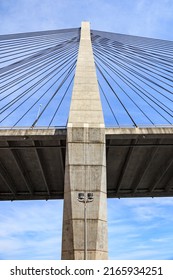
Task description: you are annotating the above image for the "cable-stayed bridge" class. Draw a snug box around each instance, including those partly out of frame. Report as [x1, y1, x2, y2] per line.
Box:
[1, 26, 173, 127]
[0, 22, 173, 259]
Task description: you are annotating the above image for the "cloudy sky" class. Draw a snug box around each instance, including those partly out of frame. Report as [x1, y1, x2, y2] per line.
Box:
[0, 0, 173, 260]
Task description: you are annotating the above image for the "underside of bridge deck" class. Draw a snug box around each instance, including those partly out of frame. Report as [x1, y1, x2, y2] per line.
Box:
[0, 128, 66, 201]
[0, 127, 172, 201]
[106, 127, 173, 198]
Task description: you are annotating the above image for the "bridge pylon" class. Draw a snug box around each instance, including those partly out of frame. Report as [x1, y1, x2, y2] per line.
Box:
[61, 22, 108, 259]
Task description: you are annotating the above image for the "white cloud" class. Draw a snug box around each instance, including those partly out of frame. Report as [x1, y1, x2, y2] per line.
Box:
[108, 198, 173, 259]
[0, 200, 63, 259]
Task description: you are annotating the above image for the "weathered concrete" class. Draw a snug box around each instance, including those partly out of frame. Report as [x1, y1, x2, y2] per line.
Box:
[61, 22, 108, 259]
[106, 127, 173, 138]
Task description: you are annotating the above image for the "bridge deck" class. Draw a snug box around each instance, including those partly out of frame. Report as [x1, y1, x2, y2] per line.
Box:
[0, 127, 172, 200]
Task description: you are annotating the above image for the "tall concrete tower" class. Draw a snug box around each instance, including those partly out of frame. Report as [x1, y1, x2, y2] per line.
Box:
[61, 22, 108, 259]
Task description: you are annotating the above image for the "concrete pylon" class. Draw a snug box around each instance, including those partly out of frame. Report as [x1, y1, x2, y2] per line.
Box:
[61, 22, 108, 260]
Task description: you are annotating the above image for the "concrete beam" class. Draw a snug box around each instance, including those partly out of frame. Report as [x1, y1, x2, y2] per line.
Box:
[106, 127, 173, 138]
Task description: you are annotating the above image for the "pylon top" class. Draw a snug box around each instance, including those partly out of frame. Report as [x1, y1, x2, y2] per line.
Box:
[81, 21, 90, 29]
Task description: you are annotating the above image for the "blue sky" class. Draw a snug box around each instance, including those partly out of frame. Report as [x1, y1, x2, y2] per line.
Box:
[0, 0, 173, 260]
